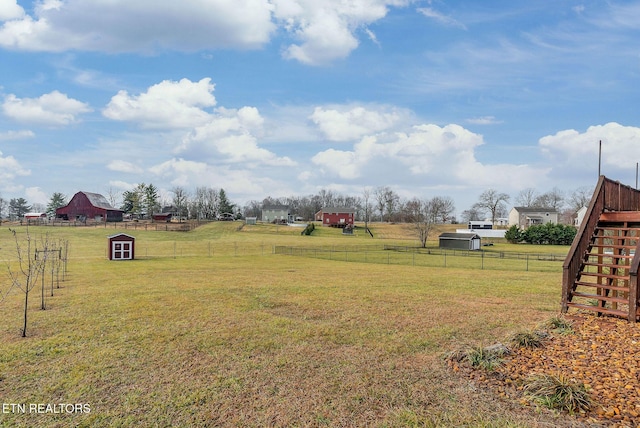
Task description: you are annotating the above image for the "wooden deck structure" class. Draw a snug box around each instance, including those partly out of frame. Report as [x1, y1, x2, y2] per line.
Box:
[562, 176, 640, 322]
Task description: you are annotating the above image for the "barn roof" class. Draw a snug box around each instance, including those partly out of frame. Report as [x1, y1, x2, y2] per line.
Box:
[82, 191, 118, 210]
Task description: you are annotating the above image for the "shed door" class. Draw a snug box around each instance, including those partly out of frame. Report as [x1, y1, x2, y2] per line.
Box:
[112, 241, 133, 260]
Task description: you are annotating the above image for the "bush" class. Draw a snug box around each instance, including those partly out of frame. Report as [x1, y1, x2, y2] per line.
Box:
[301, 223, 315, 236]
[522, 223, 577, 245]
[524, 373, 591, 414]
[511, 331, 545, 348]
[504, 225, 523, 243]
[465, 344, 508, 371]
[543, 315, 574, 334]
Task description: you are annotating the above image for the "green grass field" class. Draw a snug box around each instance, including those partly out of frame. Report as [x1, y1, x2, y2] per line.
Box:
[0, 222, 574, 427]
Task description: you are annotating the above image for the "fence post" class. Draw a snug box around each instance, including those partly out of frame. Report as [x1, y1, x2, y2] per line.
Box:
[481, 251, 484, 270]
[444, 252, 446, 268]
[526, 254, 529, 272]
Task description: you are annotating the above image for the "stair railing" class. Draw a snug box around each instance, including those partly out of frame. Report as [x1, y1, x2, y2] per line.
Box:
[562, 176, 606, 311]
[563, 175, 640, 319]
[628, 244, 640, 322]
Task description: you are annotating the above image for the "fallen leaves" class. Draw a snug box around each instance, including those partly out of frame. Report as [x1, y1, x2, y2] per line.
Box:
[449, 313, 640, 427]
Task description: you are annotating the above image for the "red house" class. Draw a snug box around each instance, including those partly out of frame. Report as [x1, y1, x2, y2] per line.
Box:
[56, 191, 123, 222]
[108, 233, 135, 260]
[316, 207, 355, 227]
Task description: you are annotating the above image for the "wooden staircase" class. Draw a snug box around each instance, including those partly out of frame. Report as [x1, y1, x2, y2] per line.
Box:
[562, 176, 640, 322]
[565, 212, 640, 319]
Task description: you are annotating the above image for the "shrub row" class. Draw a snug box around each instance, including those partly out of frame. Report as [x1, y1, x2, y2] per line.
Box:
[505, 223, 576, 245]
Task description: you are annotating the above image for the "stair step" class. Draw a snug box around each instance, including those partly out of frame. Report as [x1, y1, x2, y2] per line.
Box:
[586, 253, 633, 260]
[590, 244, 636, 250]
[574, 281, 630, 292]
[566, 302, 629, 318]
[583, 262, 631, 270]
[570, 291, 629, 303]
[593, 232, 639, 239]
[579, 271, 630, 280]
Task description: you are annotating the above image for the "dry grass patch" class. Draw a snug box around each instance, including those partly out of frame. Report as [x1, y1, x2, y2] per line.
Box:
[0, 223, 576, 427]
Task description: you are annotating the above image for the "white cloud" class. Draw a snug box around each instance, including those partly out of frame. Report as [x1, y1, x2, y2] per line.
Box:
[0, 0, 275, 53]
[0, 0, 25, 20]
[311, 123, 547, 190]
[0, 129, 35, 140]
[25, 186, 48, 205]
[466, 116, 502, 125]
[275, 0, 410, 65]
[177, 106, 295, 167]
[108, 180, 136, 191]
[0, 0, 413, 64]
[107, 160, 144, 174]
[310, 105, 402, 141]
[417, 7, 466, 29]
[0, 151, 30, 192]
[103, 78, 216, 129]
[539, 122, 640, 170]
[2, 91, 92, 125]
[148, 158, 283, 197]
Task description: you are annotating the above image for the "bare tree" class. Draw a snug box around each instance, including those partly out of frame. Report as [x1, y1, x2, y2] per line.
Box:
[534, 187, 564, 210]
[515, 188, 538, 207]
[430, 196, 455, 223]
[362, 187, 374, 236]
[106, 187, 120, 208]
[460, 206, 484, 223]
[475, 189, 510, 226]
[569, 186, 594, 212]
[0, 194, 6, 225]
[172, 187, 189, 222]
[407, 198, 438, 248]
[374, 186, 399, 222]
[7, 228, 46, 337]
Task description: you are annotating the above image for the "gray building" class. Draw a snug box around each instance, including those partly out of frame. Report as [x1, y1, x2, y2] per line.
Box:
[262, 205, 289, 223]
[438, 232, 481, 250]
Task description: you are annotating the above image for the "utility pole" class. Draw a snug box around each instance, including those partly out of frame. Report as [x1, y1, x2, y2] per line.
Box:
[598, 140, 602, 177]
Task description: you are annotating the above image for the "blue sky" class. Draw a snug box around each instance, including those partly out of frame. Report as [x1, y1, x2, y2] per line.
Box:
[1, 0, 639, 215]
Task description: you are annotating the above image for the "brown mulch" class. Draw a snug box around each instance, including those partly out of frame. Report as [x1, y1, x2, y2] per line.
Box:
[448, 313, 640, 427]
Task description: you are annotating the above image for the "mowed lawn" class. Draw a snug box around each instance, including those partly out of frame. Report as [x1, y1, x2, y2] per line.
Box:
[0, 223, 572, 427]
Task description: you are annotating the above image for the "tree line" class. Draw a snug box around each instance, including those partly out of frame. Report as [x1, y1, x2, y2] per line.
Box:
[0, 183, 593, 225]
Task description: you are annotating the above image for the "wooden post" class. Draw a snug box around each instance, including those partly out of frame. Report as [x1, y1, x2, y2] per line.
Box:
[629, 272, 638, 322]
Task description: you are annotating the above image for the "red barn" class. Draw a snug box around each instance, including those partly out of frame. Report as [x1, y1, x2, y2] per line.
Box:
[108, 233, 135, 260]
[316, 207, 355, 227]
[56, 191, 123, 222]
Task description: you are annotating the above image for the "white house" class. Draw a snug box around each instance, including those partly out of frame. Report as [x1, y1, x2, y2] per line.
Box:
[508, 207, 559, 228]
[574, 206, 587, 227]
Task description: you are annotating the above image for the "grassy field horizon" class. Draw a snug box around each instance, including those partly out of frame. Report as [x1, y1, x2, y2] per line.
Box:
[0, 222, 574, 427]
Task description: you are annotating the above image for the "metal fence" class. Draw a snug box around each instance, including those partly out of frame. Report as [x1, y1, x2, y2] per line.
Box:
[274, 244, 565, 273]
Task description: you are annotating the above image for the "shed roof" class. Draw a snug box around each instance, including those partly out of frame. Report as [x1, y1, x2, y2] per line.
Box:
[108, 233, 135, 239]
[439, 232, 481, 240]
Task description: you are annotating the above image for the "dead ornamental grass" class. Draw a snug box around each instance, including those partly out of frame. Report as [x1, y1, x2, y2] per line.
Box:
[0, 223, 576, 427]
